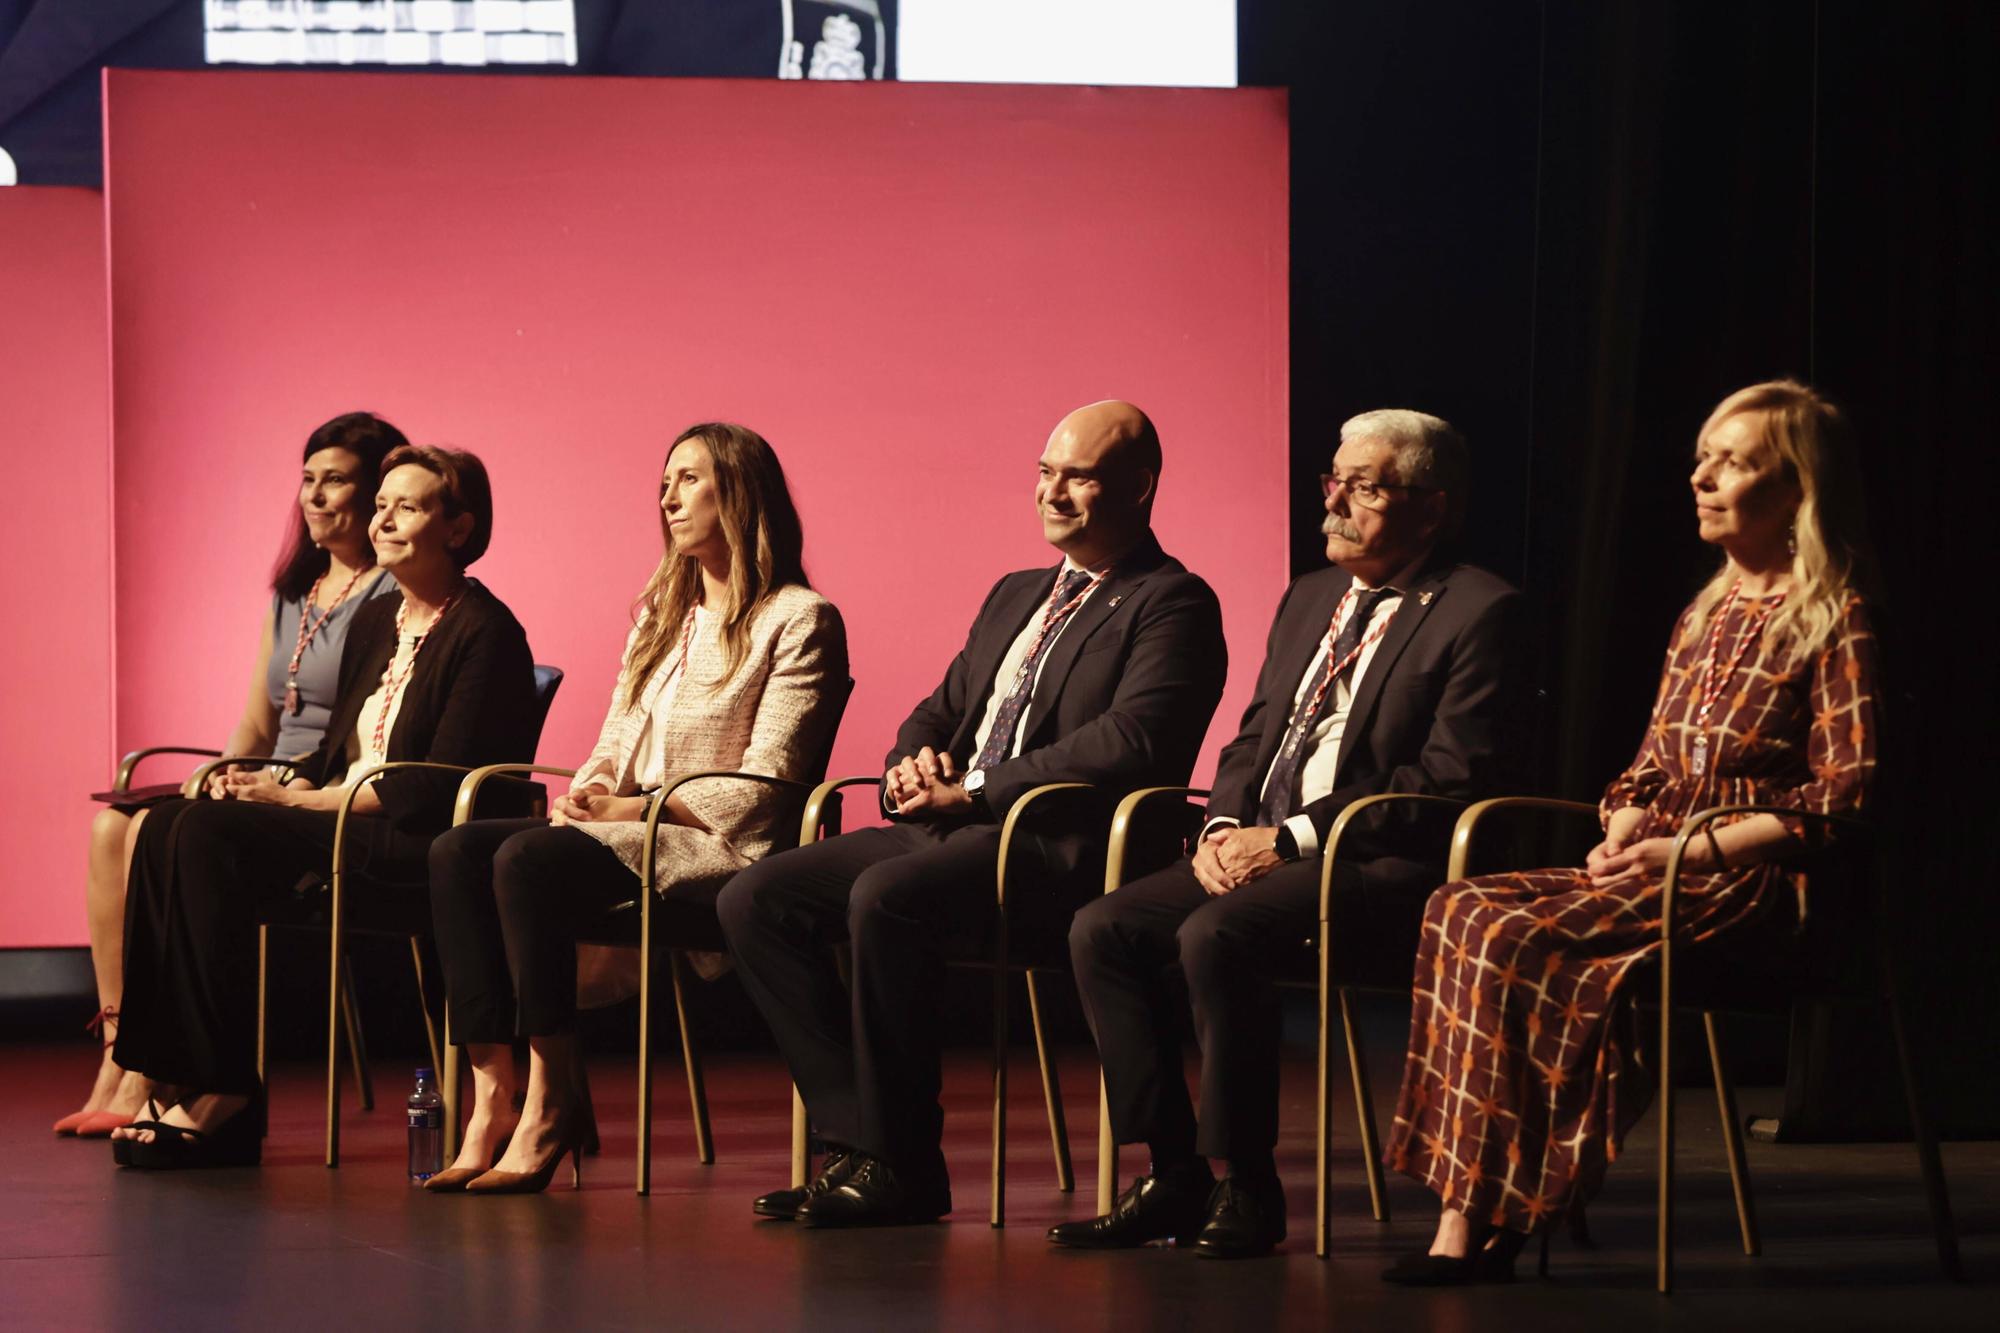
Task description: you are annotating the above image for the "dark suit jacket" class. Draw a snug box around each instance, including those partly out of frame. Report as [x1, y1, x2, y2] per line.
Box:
[1206, 557, 1525, 888]
[887, 533, 1227, 831]
[297, 580, 540, 835]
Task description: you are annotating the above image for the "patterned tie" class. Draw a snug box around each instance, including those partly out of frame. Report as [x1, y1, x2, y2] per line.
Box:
[1254, 587, 1395, 826]
[974, 568, 1097, 770]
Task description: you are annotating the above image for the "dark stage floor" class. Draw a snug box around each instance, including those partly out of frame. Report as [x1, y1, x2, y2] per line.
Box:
[7, 1038, 1994, 1331]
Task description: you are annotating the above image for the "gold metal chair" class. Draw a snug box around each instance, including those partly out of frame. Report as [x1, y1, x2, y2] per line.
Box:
[1446, 797, 1961, 1293]
[1091, 787, 1462, 1258]
[785, 777, 1093, 1226]
[453, 763, 820, 1193]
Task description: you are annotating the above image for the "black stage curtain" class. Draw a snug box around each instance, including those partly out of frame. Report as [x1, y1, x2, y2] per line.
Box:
[1259, 0, 1999, 1133]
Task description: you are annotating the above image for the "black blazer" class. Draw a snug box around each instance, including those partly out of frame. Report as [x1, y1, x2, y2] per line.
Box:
[298, 580, 540, 835]
[888, 533, 1227, 829]
[1206, 557, 1525, 886]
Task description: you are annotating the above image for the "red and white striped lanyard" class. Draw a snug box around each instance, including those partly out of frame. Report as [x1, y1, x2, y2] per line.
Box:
[370, 592, 462, 756]
[1688, 581, 1782, 777]
[284, 567, 371, 714]
[1005, 570, 1106, 690]
[1298, 586, 1400, 720]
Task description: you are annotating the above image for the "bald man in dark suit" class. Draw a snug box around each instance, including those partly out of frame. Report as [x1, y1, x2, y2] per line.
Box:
[720, 401, 1227, 1228]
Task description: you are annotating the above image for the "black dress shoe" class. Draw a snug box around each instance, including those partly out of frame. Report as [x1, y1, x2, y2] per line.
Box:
[1047, 1163, 1216, 1249]
[1191, 1173, 1287, 1259]
[796, 1154, 951, 1228]
[753, 1151, 857, 1219]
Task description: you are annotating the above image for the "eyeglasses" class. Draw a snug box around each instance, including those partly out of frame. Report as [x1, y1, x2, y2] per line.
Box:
[1319, 472, 1435, 509]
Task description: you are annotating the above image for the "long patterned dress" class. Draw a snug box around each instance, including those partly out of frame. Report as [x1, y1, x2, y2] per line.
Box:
[1383, 589, 1879, 1231]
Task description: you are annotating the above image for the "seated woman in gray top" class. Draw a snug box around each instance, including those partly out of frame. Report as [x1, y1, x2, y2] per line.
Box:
[54, 411, 405, 1138]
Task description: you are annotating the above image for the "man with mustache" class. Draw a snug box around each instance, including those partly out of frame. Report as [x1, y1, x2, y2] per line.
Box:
[1054, 409, 1524, 1258]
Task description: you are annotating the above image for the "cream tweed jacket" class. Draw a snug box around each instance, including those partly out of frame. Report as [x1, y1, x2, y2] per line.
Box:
[568, 583, 848, 889]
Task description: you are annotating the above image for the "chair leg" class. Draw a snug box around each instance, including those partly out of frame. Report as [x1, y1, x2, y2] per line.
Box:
[1096, 1077, 1118, 1215]
[442, 1008, 459, 1162]
[325, 929, 342, 1168]
[636, 927, 654, 1196]
[409, 937, 444, 1080]
[1656, 981, 1675, 1293]
[1884, 958, 1962, 1279]
[1340, 988, 1389, 1224]
[1315, 943, 1334, 1259]
[339, 955, 374, 1111]
[1024, 969, 1074, 1193]
[256, 926, 269, 1088]
[669, 952, 714, 1166]
[991, 960, 1008, 1228]
[1702, 1012, 1760, 1257]
[791, 1086, 810, 1189]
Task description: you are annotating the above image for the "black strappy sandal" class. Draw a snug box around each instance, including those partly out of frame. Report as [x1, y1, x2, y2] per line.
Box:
[123, 1095, 263, 1170]
[110, 1097, 172, 1168]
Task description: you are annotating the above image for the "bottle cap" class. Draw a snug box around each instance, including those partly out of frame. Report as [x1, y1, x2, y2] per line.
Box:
[415, 1067, 433, 1079]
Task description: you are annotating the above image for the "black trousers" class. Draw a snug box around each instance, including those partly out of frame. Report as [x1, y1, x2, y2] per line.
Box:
[114, 797, 433, 1095]
[1070, 853, 1429, 1165]
[715, 820, 1093, 1176]
[427, 818, 712, 1043]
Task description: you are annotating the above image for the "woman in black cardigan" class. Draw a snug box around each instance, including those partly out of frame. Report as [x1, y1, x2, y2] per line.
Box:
[112, 446, 538, 1168]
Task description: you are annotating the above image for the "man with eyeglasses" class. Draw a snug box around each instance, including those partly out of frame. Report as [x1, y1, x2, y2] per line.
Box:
[1053, 408, 1525, 1259]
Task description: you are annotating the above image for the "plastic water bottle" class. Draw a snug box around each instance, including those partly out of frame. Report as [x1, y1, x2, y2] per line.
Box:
[407, 1067, 443, 1182]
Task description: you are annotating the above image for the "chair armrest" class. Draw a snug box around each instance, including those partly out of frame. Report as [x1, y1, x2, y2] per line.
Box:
[116, 746, 222, 793]
[647, 769, 815, 893]
[1660, 804, 1869, 942]
[997, 782, 1101, 908]
[801, 775, 888, 847]
[328, 761, 476, 883]
[181, 755, 300, 800]
[453, 763, 579, 827]
[1447, 796, 1600, 883]
[1104, 787, 1211, 895]
[1321, 793, 1468, 924]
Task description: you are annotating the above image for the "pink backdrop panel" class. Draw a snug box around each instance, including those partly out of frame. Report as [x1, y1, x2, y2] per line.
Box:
[104, 71, 1288, 824]
[0, 188, 114, 947]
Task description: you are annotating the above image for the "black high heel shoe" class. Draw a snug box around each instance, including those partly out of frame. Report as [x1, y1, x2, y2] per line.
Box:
[1473, 1227, 1531, 1283]
[122, 1094, 264, 1170]
[1381, 1222, 1530, 1286]
[109, 1096, 171, 1168]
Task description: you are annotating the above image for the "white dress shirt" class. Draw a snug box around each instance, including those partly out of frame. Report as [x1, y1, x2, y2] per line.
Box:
[1209, 556, 1426, 858]
[967, 557, 1103, 764]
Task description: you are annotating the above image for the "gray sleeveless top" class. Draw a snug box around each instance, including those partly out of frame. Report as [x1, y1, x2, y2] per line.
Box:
[265, 569, 397, 760]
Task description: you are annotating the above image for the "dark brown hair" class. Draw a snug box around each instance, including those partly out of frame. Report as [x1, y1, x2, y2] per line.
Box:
[270, 412, 409, 600]
[378, 444, 495, 568]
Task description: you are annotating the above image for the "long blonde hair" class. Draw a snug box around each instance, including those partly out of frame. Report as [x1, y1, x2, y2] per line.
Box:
[623, 423, 808, 707]
[1688, 380, 1875, 670]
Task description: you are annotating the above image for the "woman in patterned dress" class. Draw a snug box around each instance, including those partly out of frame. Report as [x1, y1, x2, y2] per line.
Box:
[1381, 380, 1880, 1284]
[424, 423, 848, 1193]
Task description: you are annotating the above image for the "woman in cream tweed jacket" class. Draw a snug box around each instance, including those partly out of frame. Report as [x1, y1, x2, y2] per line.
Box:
[426, 422, 847, 1192]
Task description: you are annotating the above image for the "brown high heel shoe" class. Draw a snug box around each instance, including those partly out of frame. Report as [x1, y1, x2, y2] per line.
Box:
[464, 1114, 584, 1195]
[423, 1130, 513, 1193]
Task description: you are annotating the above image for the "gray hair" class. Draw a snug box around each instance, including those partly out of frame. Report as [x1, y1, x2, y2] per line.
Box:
[1338, 409, 1469, 495]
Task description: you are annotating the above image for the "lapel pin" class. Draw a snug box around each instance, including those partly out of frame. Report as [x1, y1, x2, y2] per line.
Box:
[1107, 595, 1123, 608]
[1418, 591, 1434, 606]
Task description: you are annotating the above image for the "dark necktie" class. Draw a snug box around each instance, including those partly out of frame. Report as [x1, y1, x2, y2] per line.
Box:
[974, 568, 1096, 770]
[1254, 587, 1395, 827]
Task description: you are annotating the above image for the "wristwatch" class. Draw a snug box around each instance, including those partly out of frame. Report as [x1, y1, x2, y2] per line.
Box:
[963, 768, 988, 802]
[1274, 825, 1301, 861]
